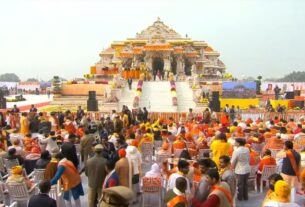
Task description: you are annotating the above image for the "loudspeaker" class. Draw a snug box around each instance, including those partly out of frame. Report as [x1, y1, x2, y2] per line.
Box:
[209, 100, 220, 112]
[88, 91, 96, 100]
[212, 91, 219, 100]
[0, 98, 6, 109]
[294, 100, 304, 109]
[285, 92, 294, 99]
[87, 99, 98, 111]
[294, 90, 301, 96]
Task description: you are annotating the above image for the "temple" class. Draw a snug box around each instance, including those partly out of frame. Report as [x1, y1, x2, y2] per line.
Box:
[94, 17, 226, 80]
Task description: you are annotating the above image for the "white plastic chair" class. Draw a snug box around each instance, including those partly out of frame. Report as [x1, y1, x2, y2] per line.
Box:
[269, 149, 281, 158]
[9, 202, 17, 207]
[142, 176, 162, 207]
[248, 165, 258, 192]
[141, 142, 154, 162]
[6, 182, 37, 203]
[156, 153, 171, 165]
[154, 140, 163, 151]
[29, 169, 46, 183]
[260, 165, 277, 193]
[3, 159, 19, 171]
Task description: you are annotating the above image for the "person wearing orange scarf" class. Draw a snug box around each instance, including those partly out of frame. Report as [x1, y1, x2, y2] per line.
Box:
[257, 149, 276, 189]
[276, 140, 301, 187]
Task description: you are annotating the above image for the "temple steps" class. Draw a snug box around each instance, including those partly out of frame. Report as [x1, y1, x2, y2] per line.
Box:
[139, 81, 175, 112]
[118, 82, 138, 110]
[176, 82, 196, 112]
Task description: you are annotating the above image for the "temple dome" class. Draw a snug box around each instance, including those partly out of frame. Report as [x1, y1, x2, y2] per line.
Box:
[136, 17, 182, 40]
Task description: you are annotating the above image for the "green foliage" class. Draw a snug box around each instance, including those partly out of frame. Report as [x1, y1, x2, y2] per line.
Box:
[278, 71, 305, 82]
[255, 75, 262, 94]
[26, 78, 39, 82]
[0, 73, 20, 82]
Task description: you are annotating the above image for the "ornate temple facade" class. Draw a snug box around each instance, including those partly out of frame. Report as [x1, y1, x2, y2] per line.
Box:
[96, 18, 226, 79]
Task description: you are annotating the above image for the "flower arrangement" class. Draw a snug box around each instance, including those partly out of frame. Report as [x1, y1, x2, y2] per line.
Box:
[169, 80, 177, 106]
[133, 80, 144, 107]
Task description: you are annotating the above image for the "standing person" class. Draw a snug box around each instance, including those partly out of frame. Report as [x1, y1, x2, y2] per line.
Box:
[193, 169, 233, 207]
[115, 149, 133, 188]
[187, 108, 194, 122]
[20, 112, 29, 135]
[61, 134, 79, 169]
[210, 133, 231, 168]
[39, 131, 59, 154]
[231, 138, 251, 201]
[167, 160, 191, 198]
[80, 129, 95, 165]
[276, 140, 301, 187]
[29, 104, 38, 113]
[229, 105, 235, 122]
[164, 177, 188, 207]
[76, 106, 84, 123]
[143, 107, 148, 122]
[85, 144, 107, 207]
[219, 155, 236, 199]
[51, 152, 84, 207]
[103, 160, 120, 189]
[192, 159, 211, 203]
[28, 180, 57, 207]
[127, 78, 133, 90]
[11, 104, 20, 113]
[113, 115, 123, 134]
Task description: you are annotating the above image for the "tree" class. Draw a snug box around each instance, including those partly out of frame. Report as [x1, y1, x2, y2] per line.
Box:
[51, 76, 62, 94]
[0, 73, 20, 82]
[255, 75, 262, 95]
[278, 71, 305, 82]
[26, 78, 39, 82]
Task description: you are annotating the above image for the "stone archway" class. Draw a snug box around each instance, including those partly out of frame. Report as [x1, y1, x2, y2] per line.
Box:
[184, 58, 192, 76]
[152, 57, 164, 76]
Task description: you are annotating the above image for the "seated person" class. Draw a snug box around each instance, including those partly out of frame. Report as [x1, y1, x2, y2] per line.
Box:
[6, 165, 33, 189]
[6, 148, 24, 165]
[28, 180, 56, 207]
[36, 150, 51, 169]
[145, 163, 161, 177]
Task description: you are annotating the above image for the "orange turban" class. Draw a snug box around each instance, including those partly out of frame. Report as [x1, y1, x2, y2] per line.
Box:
[118, 149, 126, 157]
[162, 142, 169, 150]
[11, 165, 23, 175]
[131, 140, 139, 147]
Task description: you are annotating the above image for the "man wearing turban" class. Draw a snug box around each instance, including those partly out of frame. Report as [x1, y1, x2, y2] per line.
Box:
[115, 149, 133, 188]
[6, 165, 33, 189]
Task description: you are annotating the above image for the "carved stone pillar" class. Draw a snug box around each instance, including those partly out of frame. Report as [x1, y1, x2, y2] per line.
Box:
[176, 55, 184, 74]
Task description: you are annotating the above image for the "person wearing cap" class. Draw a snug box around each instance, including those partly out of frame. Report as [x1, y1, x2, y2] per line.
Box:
[115, 148, 133, 189]
[85, 144, 107, 207]
[99, 186, 134, 207]
[6, 165, 33, 189]
[263, 180, 299, 207]
[80, 129, 96, 165]
[51, 152, 84, 207]
[165, 177, 188, 207]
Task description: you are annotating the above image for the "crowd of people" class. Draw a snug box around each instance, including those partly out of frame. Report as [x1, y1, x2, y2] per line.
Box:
[1, 104, 305, 207]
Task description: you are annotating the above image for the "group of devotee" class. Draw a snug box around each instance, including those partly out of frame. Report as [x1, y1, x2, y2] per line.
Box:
[1, 104, 305, 207]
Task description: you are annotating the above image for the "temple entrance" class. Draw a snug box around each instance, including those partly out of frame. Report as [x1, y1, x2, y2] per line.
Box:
[171, 56, 177, 75]
[152, 57, 164, 80]
[184, 58, 192, 76]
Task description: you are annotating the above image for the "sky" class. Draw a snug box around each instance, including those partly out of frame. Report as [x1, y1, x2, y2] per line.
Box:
[0, 0, 304, 81]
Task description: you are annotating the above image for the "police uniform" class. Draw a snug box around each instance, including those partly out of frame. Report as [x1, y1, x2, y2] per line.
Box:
[99, 186, 134, 207]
